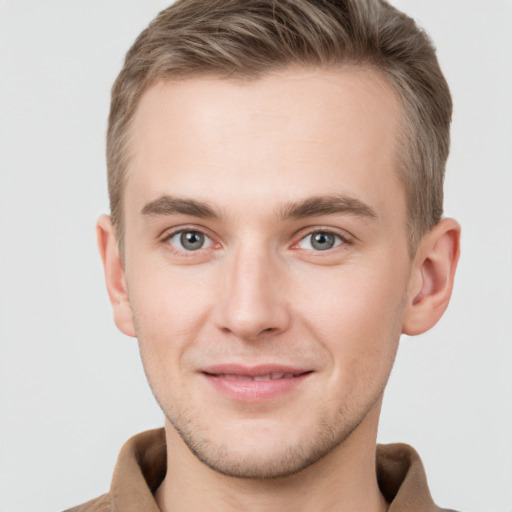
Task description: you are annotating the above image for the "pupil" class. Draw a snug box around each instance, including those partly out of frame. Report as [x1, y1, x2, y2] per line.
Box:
[312, 232, 334, 250]
[181, 231, 204, 250]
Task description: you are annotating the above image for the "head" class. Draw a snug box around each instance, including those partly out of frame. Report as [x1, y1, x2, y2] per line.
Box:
[107, 0, 452, 256]
[98, 0, 460, 481]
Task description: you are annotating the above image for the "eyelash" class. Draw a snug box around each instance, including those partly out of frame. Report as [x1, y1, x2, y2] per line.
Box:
[293, 227, 353, 253]
[162, 226, 219, 256]
[160, 226, 354, 256]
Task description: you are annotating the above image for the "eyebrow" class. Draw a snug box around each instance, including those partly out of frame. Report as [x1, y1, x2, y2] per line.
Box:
[141, 196, 217, 219]
[279, 194, 378, 220]
[140, 193, 378, 222]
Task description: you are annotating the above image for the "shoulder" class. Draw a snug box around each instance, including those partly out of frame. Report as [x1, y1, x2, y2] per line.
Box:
[63, 493, 111, 512]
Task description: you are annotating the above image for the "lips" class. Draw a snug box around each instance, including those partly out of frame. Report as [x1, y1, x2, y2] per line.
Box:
[201, 364, 312, 402]
[215, 372, 300, 381]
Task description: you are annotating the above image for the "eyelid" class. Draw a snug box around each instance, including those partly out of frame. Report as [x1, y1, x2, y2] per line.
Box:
[158, 224, 355, 255]
[161, 225, 221, 253]
[291, 226, 355, 251]
[161, 223, 215, 240]
[295, 225, 354, 241]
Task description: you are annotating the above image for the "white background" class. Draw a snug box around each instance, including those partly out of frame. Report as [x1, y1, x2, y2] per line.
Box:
[0, 1, 510, 511]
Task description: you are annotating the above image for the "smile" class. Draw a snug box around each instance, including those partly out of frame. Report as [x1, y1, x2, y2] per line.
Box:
[201, 365, 312, 402]
[209, 372, 302, 381]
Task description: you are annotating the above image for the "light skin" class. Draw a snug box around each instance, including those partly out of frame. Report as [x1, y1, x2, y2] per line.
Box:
[98, 67, 460, 512]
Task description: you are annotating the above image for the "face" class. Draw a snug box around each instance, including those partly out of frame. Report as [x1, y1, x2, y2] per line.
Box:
[120, 67, 413, 478]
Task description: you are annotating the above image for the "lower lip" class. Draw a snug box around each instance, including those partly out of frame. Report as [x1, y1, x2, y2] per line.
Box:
[202, 373, 311, 402]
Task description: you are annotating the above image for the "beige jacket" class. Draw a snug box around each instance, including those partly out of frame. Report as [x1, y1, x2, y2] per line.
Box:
[65, 429, 458, 512]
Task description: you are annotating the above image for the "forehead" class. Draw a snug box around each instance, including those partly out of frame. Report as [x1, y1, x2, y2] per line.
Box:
[125, 66, 404, 221]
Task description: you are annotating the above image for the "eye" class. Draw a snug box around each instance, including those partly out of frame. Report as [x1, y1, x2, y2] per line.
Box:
[167, 230, 215, 251]
[297, 231, 344, 251]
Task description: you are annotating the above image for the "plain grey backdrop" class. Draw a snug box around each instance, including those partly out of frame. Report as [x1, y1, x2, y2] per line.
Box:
[0, 1, 511, 511]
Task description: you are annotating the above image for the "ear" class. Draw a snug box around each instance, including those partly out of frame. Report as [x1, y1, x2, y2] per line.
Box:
[96, 215, 136, 337]
[402, 218, 461, 336]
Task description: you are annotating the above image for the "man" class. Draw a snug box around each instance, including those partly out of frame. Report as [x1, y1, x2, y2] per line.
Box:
[69, 0, 461, 510]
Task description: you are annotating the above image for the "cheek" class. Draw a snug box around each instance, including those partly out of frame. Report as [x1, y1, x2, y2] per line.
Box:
[291, 256, 409, 364]
[126, 260, 217, 357]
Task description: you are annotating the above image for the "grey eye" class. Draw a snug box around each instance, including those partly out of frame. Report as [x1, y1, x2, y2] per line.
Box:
[168, 230, 213, 251]
[298, 231, 343, 251]
[181, 231, 204, 250]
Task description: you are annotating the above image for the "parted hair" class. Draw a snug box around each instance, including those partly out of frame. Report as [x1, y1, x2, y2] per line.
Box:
[107, 0, 452, 253]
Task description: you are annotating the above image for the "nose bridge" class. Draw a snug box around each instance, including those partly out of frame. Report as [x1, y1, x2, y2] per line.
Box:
[216, 238, 289, 339]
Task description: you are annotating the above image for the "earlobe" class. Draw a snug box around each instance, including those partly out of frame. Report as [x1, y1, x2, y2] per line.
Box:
[402, 218, 461, 336]
[96, 215, 136, 338]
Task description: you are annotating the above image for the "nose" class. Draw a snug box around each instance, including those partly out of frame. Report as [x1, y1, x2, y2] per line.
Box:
[214, 245, 291, 340]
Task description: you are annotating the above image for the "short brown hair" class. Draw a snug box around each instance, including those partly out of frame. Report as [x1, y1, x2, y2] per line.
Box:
[107, 0, 452, 253]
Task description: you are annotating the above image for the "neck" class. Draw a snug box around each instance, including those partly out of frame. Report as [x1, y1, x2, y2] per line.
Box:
[155, 404, 388, 512]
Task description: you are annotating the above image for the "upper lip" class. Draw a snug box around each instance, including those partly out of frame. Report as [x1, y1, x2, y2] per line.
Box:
[202, 364, 311, 378]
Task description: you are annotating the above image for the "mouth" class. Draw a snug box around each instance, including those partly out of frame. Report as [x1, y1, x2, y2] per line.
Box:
[208, 371, 305, 381]
[201, 365, 313, 402]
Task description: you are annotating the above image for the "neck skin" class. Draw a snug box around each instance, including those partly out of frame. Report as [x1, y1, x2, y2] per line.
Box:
[155, 399, 388, 512]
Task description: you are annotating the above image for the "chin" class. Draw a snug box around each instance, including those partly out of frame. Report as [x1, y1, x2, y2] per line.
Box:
[166, 410, 361, 479]
[181, 436, 335, 479]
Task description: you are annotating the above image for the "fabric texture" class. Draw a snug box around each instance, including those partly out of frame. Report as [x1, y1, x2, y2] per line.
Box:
[65, 428, 458, 512]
